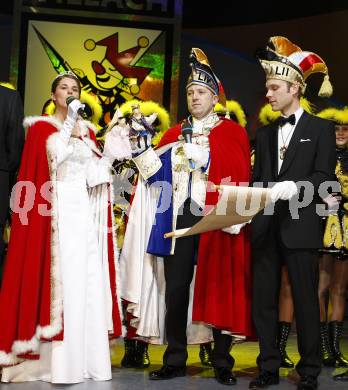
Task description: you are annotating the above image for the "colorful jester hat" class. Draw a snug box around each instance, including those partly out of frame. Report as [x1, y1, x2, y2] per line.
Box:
[186, 48, 227, 107]
[256, 36, 333, 97]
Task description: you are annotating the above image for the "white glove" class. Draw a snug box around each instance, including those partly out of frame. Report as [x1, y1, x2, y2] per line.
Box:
[59, 99, 85, 143]
[270, 181, 298, 202]
[103, 125, 132, 163]
[323, 193, 341, 214]
[67, 98, 85, 123]
[183, 143, 209, 170]
[222, 221, 250, 235]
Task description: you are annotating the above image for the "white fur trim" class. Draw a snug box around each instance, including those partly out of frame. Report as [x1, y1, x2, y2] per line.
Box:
[45, 133, 64, 339]
[23, 115, 63, 131]
[0, 351, 23, 366]
[0, 130, 64, 366]
[23, 116, 97, 134]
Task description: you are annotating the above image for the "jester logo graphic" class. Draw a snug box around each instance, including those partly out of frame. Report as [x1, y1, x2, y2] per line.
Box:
[33, 26, 153, 126]
[84, 34, 151, 95]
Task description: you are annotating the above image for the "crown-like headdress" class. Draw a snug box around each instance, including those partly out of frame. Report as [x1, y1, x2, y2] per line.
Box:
[186, 48, 226, 106]
[256, 36, 333, 97]
[54, 70, 79, 80]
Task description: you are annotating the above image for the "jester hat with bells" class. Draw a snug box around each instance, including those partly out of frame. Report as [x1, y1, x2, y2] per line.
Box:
[186, 48, 227, 107]
[256, 36, 333, 98]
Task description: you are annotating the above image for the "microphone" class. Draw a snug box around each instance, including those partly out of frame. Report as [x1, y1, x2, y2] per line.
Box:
[66, 96, 87, 119]
[181, 123, 195, 170]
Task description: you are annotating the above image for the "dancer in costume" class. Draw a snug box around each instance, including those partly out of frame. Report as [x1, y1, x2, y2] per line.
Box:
[0, 71, 123, 383]
[316, 107, 348, 375]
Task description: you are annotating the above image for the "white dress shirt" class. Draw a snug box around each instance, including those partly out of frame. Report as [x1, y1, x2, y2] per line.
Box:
[277, 107, 304, 173]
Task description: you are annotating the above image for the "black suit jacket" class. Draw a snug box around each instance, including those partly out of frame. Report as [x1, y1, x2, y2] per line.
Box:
[251, 112, 336, 249]
[0, 86, 24, 223]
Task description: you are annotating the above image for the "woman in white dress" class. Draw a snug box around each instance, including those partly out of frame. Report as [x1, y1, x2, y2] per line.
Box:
[0, 72, 123, 383]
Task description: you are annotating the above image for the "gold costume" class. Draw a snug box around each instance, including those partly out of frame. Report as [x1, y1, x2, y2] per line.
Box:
[323, 153, 348, 258]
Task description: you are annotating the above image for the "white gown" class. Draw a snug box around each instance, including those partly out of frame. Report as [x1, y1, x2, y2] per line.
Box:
[2, 136, 113, 383]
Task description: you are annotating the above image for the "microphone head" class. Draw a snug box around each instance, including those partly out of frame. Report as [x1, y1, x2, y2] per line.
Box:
[181, 125, 193, 137]
[66, 96, 76, 105]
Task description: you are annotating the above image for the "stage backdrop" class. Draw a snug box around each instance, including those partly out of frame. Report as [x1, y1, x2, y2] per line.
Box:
[11, 0, 182, 124]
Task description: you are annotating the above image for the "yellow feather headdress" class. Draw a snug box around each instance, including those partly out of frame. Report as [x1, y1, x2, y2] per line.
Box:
[214, 100, 247, 127]
[317, 107, 348, 125]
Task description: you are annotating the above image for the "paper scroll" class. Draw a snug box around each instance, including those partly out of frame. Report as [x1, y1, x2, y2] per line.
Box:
[165, 185, 271, 239]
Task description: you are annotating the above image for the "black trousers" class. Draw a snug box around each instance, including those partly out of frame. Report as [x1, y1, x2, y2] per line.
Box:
[252, 225, 321, 377]
[163, 201, 234, 368]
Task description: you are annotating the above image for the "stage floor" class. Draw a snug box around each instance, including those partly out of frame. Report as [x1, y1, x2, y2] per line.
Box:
[0, 335, 347, 389]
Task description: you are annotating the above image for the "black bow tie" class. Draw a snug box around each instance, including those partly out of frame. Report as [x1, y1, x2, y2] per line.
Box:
[279, 114, 296, 127]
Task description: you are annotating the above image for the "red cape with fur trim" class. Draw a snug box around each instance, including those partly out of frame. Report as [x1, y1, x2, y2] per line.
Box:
[0, 117, 122, 365]
[157, 118, 253, 337]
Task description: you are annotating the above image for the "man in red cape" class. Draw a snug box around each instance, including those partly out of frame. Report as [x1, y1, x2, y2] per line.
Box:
[121, 48, 253, 385]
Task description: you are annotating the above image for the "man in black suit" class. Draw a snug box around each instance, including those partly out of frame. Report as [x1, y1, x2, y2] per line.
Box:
[249, 37, 336, 390]
[0, 84, 24, 281]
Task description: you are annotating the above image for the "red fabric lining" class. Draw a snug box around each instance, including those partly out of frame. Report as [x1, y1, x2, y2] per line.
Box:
[0, 120, 57, 358]
[157, 119, 254, 337]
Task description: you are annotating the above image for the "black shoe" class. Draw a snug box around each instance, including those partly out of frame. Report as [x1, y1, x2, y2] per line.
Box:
[121, 338, 137, 368]
[319, 322, 335, 367]
[329, 321, 348, 367]
[333, 369, 348, 381]
[297, 376, 318, 390]
[134, 341, 150, 368]
[199, 343, 213, 367]
[214, 367, 237, 385]
[277, 322, 294, 368]
[249, 371, 279, 389]
[149, 365, 186, 380]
